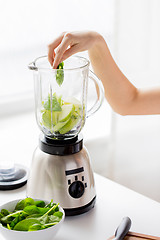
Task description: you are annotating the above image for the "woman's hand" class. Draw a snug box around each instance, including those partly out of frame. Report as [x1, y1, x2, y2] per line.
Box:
[48, 31, 101, 68]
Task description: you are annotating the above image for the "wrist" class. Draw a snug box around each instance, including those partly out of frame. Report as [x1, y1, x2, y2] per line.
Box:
[88, 32, 106, 53]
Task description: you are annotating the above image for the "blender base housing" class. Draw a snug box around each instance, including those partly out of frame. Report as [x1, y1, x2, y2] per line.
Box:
[64, 196, 96, 216]
[27, 135, 96, 216]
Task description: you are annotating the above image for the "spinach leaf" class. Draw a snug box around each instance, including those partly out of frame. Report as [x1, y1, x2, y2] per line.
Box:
[39, 203, 59, 219]
[53, 211, 63, 218]
[48, 215, 61, 223]
[34, 200, 45, 208]
[14, 203, 59, 231]
[23, 205, 50, 216]
[0, 213, 3, 220]
[38, 214, 49, 225]
[14, 218, 41, 231]
[26, 213, 43, 219]
[56, 62, 64, 86]
[28, 223, 44, 231]
[15, 198, 35, 210]
[44, 199, 54, 208]
[44, 94, 62, 111]
[1, 209, 10, 216]
[1, 210, 24, 224]
[10, 215, 19, 229]
[0, 198, 63, 232]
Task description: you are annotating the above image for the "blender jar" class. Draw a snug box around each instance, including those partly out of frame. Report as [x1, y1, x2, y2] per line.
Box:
[29, 56, 104, 139]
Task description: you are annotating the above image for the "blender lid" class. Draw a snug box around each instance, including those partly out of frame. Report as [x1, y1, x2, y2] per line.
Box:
[39, 134, 83, 156]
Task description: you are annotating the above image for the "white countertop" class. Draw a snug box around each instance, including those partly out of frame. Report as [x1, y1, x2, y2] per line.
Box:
[0, 173, 160, 240]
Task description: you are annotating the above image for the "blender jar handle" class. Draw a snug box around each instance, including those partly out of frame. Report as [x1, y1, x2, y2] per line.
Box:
[86, 70, 105, 118]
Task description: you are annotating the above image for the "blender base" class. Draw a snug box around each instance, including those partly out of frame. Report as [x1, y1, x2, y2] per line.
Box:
[0, 164, 28, 190]
[64, 196, 96, 216]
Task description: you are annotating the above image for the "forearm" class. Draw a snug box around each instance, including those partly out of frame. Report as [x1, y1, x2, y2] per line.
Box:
[88, 34, 139, 115]
[88, 34, 160, 115]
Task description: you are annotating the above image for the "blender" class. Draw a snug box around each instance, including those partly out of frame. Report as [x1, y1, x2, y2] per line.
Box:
[27, 55, 104, 216]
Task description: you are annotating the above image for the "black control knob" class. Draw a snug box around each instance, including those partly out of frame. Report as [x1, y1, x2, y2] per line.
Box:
[68, 181, 85, 198]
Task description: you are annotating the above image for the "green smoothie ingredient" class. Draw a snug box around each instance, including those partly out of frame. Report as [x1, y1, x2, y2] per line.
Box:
[43, 94, 62, 111]
[0, 198, 63, 231]
[56, 62, 64, 86]
[41, 94, 83, 134]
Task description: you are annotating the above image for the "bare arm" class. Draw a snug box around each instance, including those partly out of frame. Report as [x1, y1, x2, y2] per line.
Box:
[48, 31, 160, 115]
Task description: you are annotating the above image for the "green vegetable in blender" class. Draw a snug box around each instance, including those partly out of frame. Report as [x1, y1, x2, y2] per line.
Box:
[41, 94, 83, 134]
[56, 62, 64, 86]
[53, 119, 70, 132]
[58, 104, 75, 122]
[59, 116, 80, 135]
[0, 198, 63, 231]
[43, 94, 62, 111]
[42, 110, 59, 128]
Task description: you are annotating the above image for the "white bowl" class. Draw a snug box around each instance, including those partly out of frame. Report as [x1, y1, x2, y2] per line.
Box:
[0, 199, 65, 240]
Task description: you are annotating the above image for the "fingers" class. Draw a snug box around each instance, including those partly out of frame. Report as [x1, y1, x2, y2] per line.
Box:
[52, 33, 72, 68]
[48, 31, 94, 68]
[61, 43, 80, 62]
[48, 32, 66, 66]
[48, 47, 55, 66]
